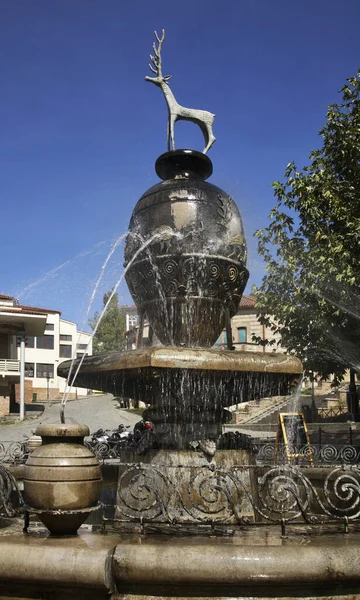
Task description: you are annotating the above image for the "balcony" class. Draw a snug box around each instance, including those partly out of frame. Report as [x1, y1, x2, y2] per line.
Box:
[0, 359, 20, 376]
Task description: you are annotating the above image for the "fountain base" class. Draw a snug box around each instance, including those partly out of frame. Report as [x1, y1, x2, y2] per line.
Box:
[1, 523, 360, 600]
[112, 448, 258, 525]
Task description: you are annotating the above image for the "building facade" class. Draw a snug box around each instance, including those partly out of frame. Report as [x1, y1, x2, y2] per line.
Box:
[122, 296, 284, 352]
[0, 294, 92, 416]
[215, 295, 285, 352]
[13, 313, 93, 403]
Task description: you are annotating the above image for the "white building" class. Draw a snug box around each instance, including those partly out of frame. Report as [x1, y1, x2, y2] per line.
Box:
[13, 311, 92, 401]
[121, 305, 139, 332]
[0, 294, 92, 415]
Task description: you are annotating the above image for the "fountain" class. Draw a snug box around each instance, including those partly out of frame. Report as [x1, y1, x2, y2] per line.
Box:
[1, 28, 360, 600]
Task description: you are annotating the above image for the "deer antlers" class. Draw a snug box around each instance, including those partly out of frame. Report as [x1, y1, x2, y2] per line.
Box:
[147, 30, 172, 81]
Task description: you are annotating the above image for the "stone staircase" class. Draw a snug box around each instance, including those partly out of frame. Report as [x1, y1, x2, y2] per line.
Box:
[236, 396, 293, 425]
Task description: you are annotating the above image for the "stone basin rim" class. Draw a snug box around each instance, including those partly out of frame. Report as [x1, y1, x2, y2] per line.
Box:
[58, 347, 303, 377]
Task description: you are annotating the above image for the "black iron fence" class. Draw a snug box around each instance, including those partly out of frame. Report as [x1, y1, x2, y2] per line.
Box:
[253, 442, 360, 466]
[0, 463, 23, 517]
[0, 441, 28, 464]
[99, 461, 360, 535]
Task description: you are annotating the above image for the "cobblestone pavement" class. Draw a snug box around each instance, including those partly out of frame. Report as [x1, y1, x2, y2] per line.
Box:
[0, 394, 140, 444]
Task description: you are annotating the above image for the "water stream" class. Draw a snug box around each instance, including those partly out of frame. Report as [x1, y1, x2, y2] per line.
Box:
[60, 229, 182, 422]
[61, 232, 128, 403]
[16, 240, 110, 301]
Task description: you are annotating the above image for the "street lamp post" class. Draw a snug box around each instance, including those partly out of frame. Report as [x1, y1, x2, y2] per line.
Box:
[19, 334, 26, 421]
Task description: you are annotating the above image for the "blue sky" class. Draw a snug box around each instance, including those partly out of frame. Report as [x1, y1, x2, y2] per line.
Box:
[1, 0, 359, 329]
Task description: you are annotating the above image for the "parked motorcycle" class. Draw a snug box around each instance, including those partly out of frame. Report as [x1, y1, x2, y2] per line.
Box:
[87, 421, 155, 458]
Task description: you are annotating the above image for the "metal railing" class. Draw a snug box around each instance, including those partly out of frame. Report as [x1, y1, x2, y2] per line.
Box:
[0, 359, 20, 374]
[0, 441, 28, 464]
[2, 439, 360, 535]
[253, 441, 360, 465]
[0, 463, 24, 517]
[317, 406, 348, 420]
[99, 461, 360, 535]
[242, 395, 292, 425]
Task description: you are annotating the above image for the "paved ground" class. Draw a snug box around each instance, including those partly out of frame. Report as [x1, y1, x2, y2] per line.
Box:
[0, 394, 140, 444]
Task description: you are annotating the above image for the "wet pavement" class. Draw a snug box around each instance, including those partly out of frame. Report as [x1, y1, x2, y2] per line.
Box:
[2, 516, 360, 547]
[0, 394, 140, 444]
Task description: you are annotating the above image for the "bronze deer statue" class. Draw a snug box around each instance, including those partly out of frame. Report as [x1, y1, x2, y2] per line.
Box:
[145, 30, 216, 154]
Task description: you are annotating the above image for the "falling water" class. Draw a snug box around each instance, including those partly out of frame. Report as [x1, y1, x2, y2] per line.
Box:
[60, 228, 182, 422]
[16, 240, 110, 301]
[61, 232, 128, 404]
[130, 230, 183, 346]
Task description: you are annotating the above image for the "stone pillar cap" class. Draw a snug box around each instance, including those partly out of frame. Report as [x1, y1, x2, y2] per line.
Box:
[35, 423, 89, 438]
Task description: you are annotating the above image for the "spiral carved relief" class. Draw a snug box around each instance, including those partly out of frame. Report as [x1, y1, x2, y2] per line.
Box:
[114, 463, 360, 526]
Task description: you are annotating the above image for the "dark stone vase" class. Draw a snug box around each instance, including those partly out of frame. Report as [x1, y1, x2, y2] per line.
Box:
[124, 150, 249, 347]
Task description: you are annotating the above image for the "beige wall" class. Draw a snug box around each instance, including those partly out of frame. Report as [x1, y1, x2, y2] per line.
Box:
[0, 385, 10, 417]
[215, 308, 285, 353]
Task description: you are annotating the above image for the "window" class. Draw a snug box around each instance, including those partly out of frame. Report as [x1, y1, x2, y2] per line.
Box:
[60, 334, 72, 342]
[25, 336, 34, 348]
[237, 327, 247, 343]
[36, 335, 54, 350]
[36, 363, 54, 378]
[77, 343, 88, 350]
[128, 315, 138, 327]
[45, 324, 54, 331]
[25, 363, 34, 377]
[59, 345, 72, 358]
[77, 352, 87, 359]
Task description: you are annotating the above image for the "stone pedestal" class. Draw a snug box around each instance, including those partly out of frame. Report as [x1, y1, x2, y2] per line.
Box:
[114, 449, 258, 525]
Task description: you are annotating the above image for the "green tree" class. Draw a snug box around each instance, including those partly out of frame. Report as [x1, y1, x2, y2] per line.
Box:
[254, 69, 360, 385]
[89, 290, 126, 354]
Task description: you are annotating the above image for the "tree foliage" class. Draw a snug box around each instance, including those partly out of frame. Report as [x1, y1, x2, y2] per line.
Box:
[89, 290, 126, 354]
[254, 70, 360, 383]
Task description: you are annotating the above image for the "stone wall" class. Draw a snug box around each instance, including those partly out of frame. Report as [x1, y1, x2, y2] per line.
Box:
[13, 381, 76, 403]
[0, 394, 9, 417]
[14, 380, 36, 404]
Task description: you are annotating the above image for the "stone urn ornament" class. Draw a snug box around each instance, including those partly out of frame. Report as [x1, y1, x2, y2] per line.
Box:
[24, 423, 101, 535]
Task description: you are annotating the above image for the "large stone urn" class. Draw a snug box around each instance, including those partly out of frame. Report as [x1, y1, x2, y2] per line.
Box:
[124, 149, 249, 347]
[24, 423, 101, 535]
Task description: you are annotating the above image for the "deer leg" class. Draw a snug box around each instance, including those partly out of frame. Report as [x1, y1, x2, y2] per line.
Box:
[170, 114, 176, 150]
[167, 118, 171, 152]
[201, 122, 216, 154]
[199, 122, 209, 154]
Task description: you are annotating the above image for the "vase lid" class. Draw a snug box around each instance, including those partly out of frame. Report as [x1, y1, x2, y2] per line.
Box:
[155, 149, 213, 181]
[35, 423, 90, 438]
